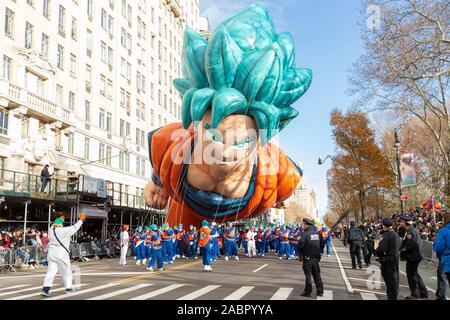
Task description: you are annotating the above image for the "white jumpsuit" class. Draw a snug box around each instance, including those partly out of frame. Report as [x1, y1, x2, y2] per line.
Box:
[246, 230, 257, 257]
[43, 220, 83, 289]
[119, 230, 129, 265]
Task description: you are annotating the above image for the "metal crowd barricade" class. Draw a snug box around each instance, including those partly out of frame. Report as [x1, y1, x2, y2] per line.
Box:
[422, 240, 438, 264]
[0, 247, 15, 272]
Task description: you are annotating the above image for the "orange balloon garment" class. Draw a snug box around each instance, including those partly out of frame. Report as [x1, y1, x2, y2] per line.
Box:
[148, 123, 302, 227]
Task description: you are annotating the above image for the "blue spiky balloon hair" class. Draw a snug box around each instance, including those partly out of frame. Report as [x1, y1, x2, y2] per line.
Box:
[173, 3, 312, 145]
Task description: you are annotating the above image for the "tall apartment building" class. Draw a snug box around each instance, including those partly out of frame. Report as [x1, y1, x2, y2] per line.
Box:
[0, 0, 202, 236]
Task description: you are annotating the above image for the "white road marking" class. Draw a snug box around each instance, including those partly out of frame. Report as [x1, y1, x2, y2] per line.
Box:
[0, 284, 28, 291]
[6, 284, 87, 300]
[352, 288, 386, 295]
[0, 284, 59, 298]
[0, 272, 152, 280]
[223, 286, 255, 300]
[177, 285, 221, 300]
[46, 283, 121, 300]
[129, 284, 185, 300]
[331, 241, 353, 293]
[270, 287, 293, 300]
[360, 292, 378, 300]
[87, 284, 152, 300]
[253, 264, 268, 273]
[317, 290, 333, 300]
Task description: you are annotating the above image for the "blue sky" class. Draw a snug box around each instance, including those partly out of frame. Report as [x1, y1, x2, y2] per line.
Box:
[199, 0, 366, 216]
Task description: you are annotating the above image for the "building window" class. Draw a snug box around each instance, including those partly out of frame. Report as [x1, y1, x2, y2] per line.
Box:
[120, 88, 126, 107]
[55, 84, 63, 107]
[87, 0, 93, 16]
[67, 133, 74, 155]
[71, 17, 77, 40]
[126, 122, 130, 136]
[84, 100, 91, 122]
[86, 29, 92, 57]
[57, 44, 64, 70]
[84, 137, 90, 159]
[0, 109, 8, 135]
[25, 22, 33, 49]
[4, 8, 15, 39]
[101, 41, 107, 63]
[21, 116, 29, 139]
[141, 159, 145, 177]
[2, 56, 12, 81]
[119, 151, 124, 170]
[70, 54, 77, 77]
[41, 33, 49, 56]
[68, 91, 75, 111]
[120, 58, 131, 80]
[100, 74, 106, 96]
[106, 112, 112, 133]
[108, 47, 114, 68]
[99, 143, 105, 164]
[106, 146, 112, 165]
[58, 5, 66, 33]
[136, 156, 141, 176]
[119, 119, 125, 137]
[85, 64, 92, 92]
[150, 109, 154, 126]
[99, 109, 105, 129]
[125, 153, 130, 171]
[107, 80, 113, 100]
[43, 0, 50, 19]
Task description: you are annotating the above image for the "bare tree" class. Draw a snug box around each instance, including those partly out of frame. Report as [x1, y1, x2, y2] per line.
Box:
[351, 0, 450, 198]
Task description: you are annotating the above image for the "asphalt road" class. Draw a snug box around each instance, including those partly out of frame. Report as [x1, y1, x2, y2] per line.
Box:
[0, 240, 445, 300]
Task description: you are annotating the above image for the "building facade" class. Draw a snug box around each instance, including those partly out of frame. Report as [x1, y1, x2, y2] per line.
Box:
[0, 0, 202, 236]
[284, 179, 319, 223]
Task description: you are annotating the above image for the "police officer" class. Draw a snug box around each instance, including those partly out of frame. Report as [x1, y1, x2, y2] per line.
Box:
[347, 221, 365, 269]
[298, 218, 324, 297]
[375, 218, 401, 300]
[399, 215, 428, 299]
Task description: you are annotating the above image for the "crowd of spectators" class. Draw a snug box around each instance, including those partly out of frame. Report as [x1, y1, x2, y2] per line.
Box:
[337, 207, 446, 245]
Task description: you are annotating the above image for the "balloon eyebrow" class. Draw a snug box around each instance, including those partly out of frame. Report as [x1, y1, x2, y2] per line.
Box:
[235, 136, 257, 145]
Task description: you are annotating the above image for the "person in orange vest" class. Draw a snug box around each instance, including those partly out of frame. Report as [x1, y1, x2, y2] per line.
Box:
[146, 224, 164, 272]
[224, 221, 239, 261]
[175, 224, 186, 259]
[161, 223, 174, 264]
[184, 224, 198, 259]
[144, 226, 152, 263]
[320, 225, 331, 257]
[256, 224, 265, 256]
[278, 224, 290, 260]
[198, 220, 213, 272]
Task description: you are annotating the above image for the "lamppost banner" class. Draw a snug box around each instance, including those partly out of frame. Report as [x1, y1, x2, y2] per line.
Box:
[400, 153, 417, 187]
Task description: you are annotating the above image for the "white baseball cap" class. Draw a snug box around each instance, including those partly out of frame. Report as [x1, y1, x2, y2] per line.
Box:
[211, 222, 217, 226]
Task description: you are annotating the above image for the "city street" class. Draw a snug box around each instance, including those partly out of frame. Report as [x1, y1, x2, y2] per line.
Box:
[0, 240, 443, 301]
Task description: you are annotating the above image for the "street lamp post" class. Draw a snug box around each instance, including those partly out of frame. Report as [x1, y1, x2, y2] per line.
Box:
[318, 155, 332, 166]
[394, 129, 404, 215]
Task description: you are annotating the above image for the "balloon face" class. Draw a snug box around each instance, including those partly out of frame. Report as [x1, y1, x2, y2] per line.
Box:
[195, 110, 258, 169]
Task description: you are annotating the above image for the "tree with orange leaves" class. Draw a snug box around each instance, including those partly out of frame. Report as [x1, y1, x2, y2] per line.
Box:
[329, 109, 395, 222]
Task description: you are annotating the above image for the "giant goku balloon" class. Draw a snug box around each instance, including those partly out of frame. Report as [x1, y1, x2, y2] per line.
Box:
[144, 3, 312, 227]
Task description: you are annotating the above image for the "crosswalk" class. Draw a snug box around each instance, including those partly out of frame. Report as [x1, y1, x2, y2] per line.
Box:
[0, 281, 382, 300]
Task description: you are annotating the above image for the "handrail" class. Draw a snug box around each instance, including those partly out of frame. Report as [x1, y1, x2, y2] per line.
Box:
[0, 168, 159, 212]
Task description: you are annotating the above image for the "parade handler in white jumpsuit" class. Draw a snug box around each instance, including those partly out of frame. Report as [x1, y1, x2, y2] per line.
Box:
[119, 225, 130, 265]
[246, 226, 257, 257]
[41, 214, 86, 297]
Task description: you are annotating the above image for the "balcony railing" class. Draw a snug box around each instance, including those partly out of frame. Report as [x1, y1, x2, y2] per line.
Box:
[0, 168, 160, 212]
[0, 168, 75, 202]
[0, 80, 71, 122]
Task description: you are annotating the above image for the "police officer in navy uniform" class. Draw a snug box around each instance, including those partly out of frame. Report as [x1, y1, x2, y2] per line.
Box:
[375, 218, 401, 300]
[298, 218, 324, 297]
[399, 215, 428, 300]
